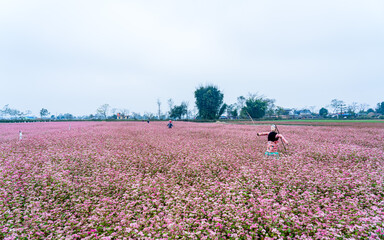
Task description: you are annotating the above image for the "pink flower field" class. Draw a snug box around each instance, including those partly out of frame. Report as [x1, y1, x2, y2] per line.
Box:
[1, 121, 383, 239]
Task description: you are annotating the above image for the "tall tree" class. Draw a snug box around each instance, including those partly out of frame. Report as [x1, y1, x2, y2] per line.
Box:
[1, 104, 25, 119]
[265, 99, 276, 117]
[169, 102, 188, 119]
[358, 103, 369, 113]
[144, 112, 155, 120]
[319, 107, 328, 118]
[348, 102, 358, 116]
[167, 98, 174, 118]
[241, 94, 270, 119]
[157, 99, 162, 120]
[275, 106, 285, 117]
[194, 85, 224, 120]
[121, 108, 130, 117]
[330, 99, 346, 118]
[218, 103, 227, 117]
[226, 104, 238, 119]
[97, 104, 110, 119]
[376, 101, 384, 115]
[236, 96, 246, 116]
[40, 108, 50, 118]
[0, 104, 9, 117]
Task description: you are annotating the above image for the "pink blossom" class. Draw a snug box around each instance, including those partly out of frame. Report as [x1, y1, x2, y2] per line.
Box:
[0, 121, 383, 238]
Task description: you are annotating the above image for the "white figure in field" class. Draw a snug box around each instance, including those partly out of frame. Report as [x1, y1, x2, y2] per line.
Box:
[19, 130, 22, 141]
[69, 124, 71, 130]
[257, 125, 288, 158]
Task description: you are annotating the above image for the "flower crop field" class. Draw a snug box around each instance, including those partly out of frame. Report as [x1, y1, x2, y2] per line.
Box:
[1, 121, 383, 239]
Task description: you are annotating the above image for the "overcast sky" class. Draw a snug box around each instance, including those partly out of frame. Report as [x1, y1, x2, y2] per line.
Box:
[1, 0, 383, 116]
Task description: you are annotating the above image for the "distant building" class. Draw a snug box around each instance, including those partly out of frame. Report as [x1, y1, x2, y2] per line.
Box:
[283, 109, 295, 119]
[117, 113, 129, 120]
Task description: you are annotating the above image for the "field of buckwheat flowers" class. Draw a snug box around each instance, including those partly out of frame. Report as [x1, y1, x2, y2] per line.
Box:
[1, 121, 383, 239]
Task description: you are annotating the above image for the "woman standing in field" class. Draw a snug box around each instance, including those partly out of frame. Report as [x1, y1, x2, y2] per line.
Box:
[257, 125, 288, 157]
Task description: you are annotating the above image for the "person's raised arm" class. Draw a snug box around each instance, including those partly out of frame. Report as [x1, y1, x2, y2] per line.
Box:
[277, 134, 288, 144]
[257, 132, 269, 136]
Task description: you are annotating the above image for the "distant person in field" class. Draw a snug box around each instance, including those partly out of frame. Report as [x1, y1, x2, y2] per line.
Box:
[19, 130, 22, 141]
[167, 120, 173, 129]
[257, 125, 288, 157]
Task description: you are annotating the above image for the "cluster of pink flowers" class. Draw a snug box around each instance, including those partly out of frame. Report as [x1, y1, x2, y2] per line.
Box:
[0, 121, 383, 239]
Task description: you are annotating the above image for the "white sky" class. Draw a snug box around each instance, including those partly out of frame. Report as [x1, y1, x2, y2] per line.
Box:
[1, 0, 383, 116]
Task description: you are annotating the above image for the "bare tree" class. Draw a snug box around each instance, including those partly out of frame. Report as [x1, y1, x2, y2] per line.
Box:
[309, 106, 316, 114]
[111, 108, 118, 115]
[18, 110, 31, 119]
[359, 103, 369, 113]
[348, 102, 358, 115]
[0, 104, 8, 117]
[97, 104, 110, 119]
[157, 99, 161, 120]
[236, 96, 246, 118]
[113, 108, 129, 116]
[192, 107, 198, 119]
[131, 112, 141, 120]
[330, 99, 341, 113]
[144, 112, 155, 120]
[167, 99, 174, 117]
[266, 99, 276, 117]
[330, 99, 345, 117]
[121, 108, 130, 117]
[184, 101, 189, 119]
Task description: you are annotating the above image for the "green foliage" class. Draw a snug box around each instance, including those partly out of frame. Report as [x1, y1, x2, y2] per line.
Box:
[169, 102, 188, 119]
[240, 95, 270, 119]
[275, 106, 285, 116]
[319, 107, 328, 117]
[40, 108, 50, 118]
[376, 101, 384, 114]
[226, 104, 238, 118]
[194, 85, 224, 120]
[218, 103, 227, 117]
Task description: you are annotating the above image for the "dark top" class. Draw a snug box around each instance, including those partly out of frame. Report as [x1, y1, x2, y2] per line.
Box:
[268, 132, 279, 142]
[167, 123, 173, 128]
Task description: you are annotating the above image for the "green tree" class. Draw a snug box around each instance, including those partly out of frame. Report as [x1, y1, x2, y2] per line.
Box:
[40, 108, 50, 118]
[319, 107, 328, 118]
[275, 106, 285, 117]
[169, 102, 188, 119]
[226, 104, 238, 119]
[194, 85, 224, 120]
[218, 103, 227, 118]
[376, 102, 384, 114]
[240, 95, 270, 119]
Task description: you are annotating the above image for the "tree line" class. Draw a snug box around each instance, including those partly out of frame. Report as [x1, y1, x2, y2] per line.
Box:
[89, 85, 384, 120]
[190, 85, 384, 120]
[1, 85, 384, 120]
